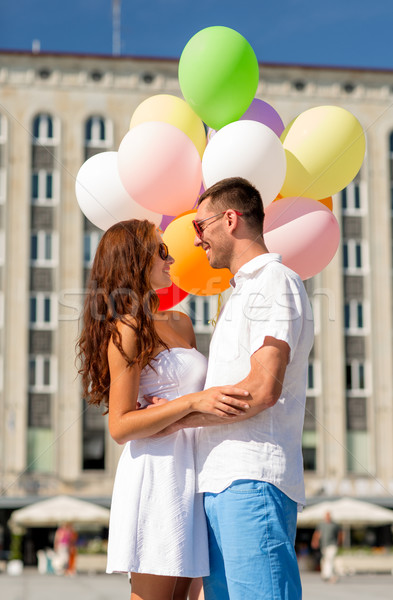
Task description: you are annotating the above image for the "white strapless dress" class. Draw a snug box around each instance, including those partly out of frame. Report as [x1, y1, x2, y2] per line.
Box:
[106, 347, 210, 577]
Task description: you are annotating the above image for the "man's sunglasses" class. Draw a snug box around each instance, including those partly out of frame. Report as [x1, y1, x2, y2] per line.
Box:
[158, 242, 169, 261]
[192, 210, 243, 238]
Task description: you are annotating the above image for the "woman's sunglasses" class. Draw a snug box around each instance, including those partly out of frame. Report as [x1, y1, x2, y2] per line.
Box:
[158, 242, 169, 261]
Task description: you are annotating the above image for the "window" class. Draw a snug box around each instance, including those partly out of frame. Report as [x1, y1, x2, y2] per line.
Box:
[31, 231, 57, 264]
[307, 363, 314, 390]
[189, 298, 196, 326]
[84, 116, 113, 148]
[302, 437, 317, 471]
[31, 170, 58, 204]
[346, 360, 366, 392]
[344, 300, 365, 332]
[302, 395, 317, 471]
[82, 400, 106, 470]
[83, 231, 102, 265]
[306, 360, 320, 394]
[85, 117, 105, 142]
[33, 114, 54, 142]
[29, 293, 57, 328]
[185, 295, 216, 333]
[29, 355, 56, 391]
[341, 178, 364, 214]
[343, 240, 367, 273]
[346, 431, 370, 473]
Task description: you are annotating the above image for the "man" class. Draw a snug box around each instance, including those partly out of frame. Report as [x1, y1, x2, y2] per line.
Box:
[183, 176, 314, 600]
[152, 176, 313, 598]
[311, 511, 342, 582]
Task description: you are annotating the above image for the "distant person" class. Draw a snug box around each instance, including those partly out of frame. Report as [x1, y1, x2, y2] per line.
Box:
[311, 511, 342, 582]
[53, 522, 77, 575]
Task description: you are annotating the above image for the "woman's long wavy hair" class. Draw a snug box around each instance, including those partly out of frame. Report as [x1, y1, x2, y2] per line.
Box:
[76, 219, 168, 410]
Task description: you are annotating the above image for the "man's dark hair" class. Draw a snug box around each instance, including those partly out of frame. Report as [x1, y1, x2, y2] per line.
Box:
[198, 177, 264, 233]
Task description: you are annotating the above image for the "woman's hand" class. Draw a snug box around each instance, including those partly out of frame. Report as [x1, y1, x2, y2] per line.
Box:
[142, 396, 169, 409]
[144, 387, 250, 419]
[189, 386, 250, 417]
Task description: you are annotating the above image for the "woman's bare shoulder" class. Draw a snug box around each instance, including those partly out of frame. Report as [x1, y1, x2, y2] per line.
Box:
[166, 310, 196, 346]
[108, 317, 138, 361]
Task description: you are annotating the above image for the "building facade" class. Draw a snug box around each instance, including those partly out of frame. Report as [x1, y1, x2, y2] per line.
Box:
[0, 50, 393, 523]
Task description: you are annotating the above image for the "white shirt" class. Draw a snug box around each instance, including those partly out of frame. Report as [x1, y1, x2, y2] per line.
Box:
[196, 253, 314, 508]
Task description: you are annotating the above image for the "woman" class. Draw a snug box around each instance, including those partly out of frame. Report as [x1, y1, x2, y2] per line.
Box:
[77, 220, 249, 600]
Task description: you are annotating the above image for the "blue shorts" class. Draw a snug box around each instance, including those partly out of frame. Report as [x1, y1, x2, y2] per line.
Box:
[203, 480, 301, 600]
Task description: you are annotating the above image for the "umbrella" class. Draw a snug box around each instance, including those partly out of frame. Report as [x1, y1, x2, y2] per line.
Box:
[8, 495, 110, 530]
[297, 497, 393, 527]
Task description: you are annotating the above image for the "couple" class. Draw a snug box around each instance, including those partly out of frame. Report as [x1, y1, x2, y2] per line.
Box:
[77, 177, 314, 600]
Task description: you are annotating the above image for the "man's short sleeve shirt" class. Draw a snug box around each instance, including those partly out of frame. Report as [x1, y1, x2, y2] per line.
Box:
[196, 253, 314, 508]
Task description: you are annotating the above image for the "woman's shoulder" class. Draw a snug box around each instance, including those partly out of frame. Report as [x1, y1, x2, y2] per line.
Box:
[164, 310, 195, 345]
[108, 316, 139, 360]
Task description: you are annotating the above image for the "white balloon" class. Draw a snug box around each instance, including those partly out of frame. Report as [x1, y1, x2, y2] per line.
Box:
[75, 151, 162, 230]
[202, 120, 286, 207]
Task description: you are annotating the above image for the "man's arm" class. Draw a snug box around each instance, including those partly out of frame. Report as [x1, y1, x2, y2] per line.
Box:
[155, 336, 290, 434]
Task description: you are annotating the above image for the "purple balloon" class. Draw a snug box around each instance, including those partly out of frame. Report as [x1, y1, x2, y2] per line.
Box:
[160, 214, 175, 231]
[240, 99, 285, 137]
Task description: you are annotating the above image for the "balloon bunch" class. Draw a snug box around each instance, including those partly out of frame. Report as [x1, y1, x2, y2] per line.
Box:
[75, 25, 366, 307]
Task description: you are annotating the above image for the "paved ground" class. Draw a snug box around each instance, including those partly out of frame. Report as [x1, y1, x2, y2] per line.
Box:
[1, 570, 393, 599]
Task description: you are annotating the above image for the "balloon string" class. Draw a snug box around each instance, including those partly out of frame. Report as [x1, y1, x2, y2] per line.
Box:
[210, 293, 223, 328]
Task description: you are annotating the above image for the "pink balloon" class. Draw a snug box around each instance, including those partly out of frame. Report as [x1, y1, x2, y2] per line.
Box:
[263, 197, 340, 280]
[118, 122, 202, 215]
[240, 99, 285, 137]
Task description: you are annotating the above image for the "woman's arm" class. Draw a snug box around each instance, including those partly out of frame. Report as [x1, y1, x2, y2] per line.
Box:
[107, 321, 249, 444]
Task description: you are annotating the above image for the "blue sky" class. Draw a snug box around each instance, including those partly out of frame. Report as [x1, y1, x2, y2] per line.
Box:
[0, 0, 392, 69]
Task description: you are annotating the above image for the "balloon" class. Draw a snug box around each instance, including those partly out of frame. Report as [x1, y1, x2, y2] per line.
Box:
[157, 282, 188, 311]
[274, 195, 333, 210]
[207, 127, 216, 142]
[317, 196, 333, 211]
[202, 120, 286, 207]
[264, 197, 340, 280]
[163, 211, 232, 296]
[240, 98, 285, 137]
[179, 26, 259, 130]
[160, 214, 175, 231]
[118, 122, 202, 216]
[75, 151, 161, 230]
[130, 94, 206, 159]
[280, 106, 366, 200]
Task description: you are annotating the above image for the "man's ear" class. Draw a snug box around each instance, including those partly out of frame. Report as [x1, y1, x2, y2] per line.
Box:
[226, 209, 240, 230]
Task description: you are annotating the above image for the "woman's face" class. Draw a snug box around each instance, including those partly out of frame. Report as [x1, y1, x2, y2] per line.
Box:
[150, 233, 175, 291]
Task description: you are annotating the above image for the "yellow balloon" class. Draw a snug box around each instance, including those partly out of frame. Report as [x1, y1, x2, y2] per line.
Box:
[280, 106, 365, 200]
[163, 211, 232, 296]
[130, 94, 206, 159]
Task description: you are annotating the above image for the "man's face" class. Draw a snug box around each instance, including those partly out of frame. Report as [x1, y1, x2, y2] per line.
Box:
[193, 200, 230, 269]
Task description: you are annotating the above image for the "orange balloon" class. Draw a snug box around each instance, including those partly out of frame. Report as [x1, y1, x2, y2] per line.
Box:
[273, 194, 333, 211]
[317, 196, 333, 211]
[163, 211, 232, 296]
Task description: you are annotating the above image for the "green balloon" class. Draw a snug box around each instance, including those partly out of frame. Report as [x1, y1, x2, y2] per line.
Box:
[179, 26, 259, 131]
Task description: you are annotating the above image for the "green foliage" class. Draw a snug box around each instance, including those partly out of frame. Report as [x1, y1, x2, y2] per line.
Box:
[9, 533, 23, 561]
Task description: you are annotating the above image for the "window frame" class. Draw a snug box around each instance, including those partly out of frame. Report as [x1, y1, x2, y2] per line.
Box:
[30, 231, 58, 266]
[28, 355, 57, 392]
[29, 292, 57, 329]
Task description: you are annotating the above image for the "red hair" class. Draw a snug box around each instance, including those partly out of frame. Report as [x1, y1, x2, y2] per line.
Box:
[76, 219, 168, 409]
